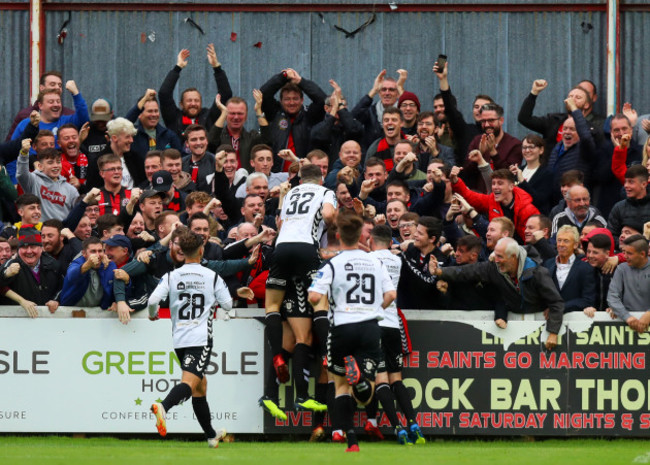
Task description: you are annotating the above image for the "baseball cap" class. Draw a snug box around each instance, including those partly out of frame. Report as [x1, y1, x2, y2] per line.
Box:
[139, 189, 166, 203]
[103, 234, 132, 253]
[90, 98, 113, 122]
[151, 170, 173, 192]
[18, 226, 42, 247]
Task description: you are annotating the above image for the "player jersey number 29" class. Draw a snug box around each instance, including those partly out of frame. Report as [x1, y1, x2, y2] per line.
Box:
[345, 273, 375, 305]
[178, 293, 205, 320]
[285, 191, 315, 215]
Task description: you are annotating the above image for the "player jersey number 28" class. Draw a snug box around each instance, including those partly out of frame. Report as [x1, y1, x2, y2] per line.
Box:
[178, 293, 205, 320]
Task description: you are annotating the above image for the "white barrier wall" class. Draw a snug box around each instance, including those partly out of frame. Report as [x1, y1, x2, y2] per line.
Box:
[0, 317, 265, 433]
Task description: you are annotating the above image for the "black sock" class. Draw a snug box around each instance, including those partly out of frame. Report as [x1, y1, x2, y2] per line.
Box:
[364, 393, 378, 421]
[314, 382, 328, 426]
[192, 396, 216, 439]
[161, 382, 192, 412]
[265, 312, 283, 356]
[326, 381, 336, 428]
[293, 343, 312, 399]
[265, 358, 279, 399]
[392, 380, 416, 423]
[375, 383, 400, 428]
[312, 311, 329, 358]
[335, 394, 356, 446]
[352, 379, 373, 404]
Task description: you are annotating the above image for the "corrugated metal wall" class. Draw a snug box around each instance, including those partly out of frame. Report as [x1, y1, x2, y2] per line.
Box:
[1, 5, 643, 143]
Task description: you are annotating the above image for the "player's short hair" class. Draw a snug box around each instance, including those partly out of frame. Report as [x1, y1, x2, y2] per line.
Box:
[183, 124, 207, 139]
[588, 234, 612, 253]
[37, 148, 61, 162]
[387, 179, 409, 195]
[418, 216, 442, 240]
[307, 149, 328, 162]
[336, 211, 364, 246]
[185, 191, 212, 209]
[107, 117, 137, 137]
[58, 123, 78, 134]
[490, 217, 515, 237]
[246, 172, 268, 188]
[250, 144, 273, 161]
[622, 234, 649, 254]
[491, 169, 515, 183]
[365, 157, 386, 171]
[97, 153, 121, 170]
[280, 83, 303, 100]
[188, 212, 210, 229]
[528, 214, 551, 233]
[216, 144, 236, 155]
[557, 225, 580, 244]
[399, 211, 419, 225]
[171, 225, 189, 242]
[226, 96, 248, 109]
[154, 211, 178, 232]
[625, 164, 649, 181]
[178, 230, 205, 257]
[480, 102, 504, 117]
[300, 164, 322, 183]
[457, 234, 483, 254]
[82, 236, 102, 251]
[145, 150, 162, 162]
[382, 106, 403, 120]
[371, 224, 393, 246]
[417, 111, 435, 123]
[42, 219, 63, 232]
[16, 194, 41, 209]
[96, 214, 121, 238]
[37, 88, 61, 103]
[40, 70, 63, 86]
[474, 94, 494, 105]
[33, 130, 55, 147]
[560, 170, 584, 187]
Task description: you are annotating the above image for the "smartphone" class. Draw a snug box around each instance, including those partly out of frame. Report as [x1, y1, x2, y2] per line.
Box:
[436, 54, 447, 71]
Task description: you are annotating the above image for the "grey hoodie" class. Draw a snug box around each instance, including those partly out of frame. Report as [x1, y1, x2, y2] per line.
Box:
[17, 153, 79, 221]
[607, 261, 650, 321]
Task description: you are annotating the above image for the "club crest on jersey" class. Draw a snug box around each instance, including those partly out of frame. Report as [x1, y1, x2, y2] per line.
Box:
[177, 282, 186, 290]
[184, 354, 195, 367]
[344, 264, 353, 271]
[278, 118, 289, 130]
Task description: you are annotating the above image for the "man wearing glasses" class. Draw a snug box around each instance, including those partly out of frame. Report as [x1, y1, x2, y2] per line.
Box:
[463, 103, 522, 193]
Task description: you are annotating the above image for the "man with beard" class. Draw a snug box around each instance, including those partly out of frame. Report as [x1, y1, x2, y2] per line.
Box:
[208, 91, 270, 170]
[41, 218, 82, 269]
[463, 103, 522, 193]
[260, 68, 327, 168]
[158, 45, 232, 139]
[551, 185, 606, 237]
[181, 125, 216, 194]
[450, 167, 539, 243]
[125, 89, 182, 163]
[352, 69, 406, 150]
[0, 238, 13, 265]
[58, 123, 88, 189]
[0, 227, 63, 312]
[86, 118, 145, 190]
[410, 112, 455, 171]
[433, 60, 494, 165]
[365, 107, 404, 171]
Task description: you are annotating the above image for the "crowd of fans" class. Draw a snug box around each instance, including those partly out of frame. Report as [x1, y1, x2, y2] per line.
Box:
[0, 44, 648, 330]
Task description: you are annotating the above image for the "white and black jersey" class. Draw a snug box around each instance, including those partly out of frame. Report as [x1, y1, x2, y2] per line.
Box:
[310, 249, 394, 327]
[276, 183, 336, 247]
[148, 262, 233, 349]
[369, 249, 402, 329]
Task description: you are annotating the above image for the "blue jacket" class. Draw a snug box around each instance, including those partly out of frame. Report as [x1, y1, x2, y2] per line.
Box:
[59, 255, 116, 309]
[125, 103, 183, 163]
[543, 256, 596, 314]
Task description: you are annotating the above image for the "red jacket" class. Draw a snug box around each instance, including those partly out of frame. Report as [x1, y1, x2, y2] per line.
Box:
[451, 178, 540, 241]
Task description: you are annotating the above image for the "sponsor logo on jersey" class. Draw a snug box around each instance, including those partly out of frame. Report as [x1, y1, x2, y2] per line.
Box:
[344, 264, 353, 271]
[177, 282, 186, 290]
[278, 118, 289, 130]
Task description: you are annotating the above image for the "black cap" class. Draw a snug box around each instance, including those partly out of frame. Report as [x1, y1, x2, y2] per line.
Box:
[151, 170, 173, 192]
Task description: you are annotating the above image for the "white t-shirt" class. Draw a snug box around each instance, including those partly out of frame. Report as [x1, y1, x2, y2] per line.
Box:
[276, 183, 336, 246]
[369, 248, 402, 329]
[310, 249, 394, 327]
[148, 262, 233, 348]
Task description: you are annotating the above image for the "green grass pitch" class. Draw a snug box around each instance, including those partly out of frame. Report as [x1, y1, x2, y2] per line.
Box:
[1, 436, 649, 465]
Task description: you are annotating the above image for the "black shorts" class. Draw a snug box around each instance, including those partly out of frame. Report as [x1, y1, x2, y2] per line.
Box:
[327, 319, 381, 382]
[175, 345, 212, 379]
[280, 281, 313, 319]
[377, 327, 404, 374]
[266, 243, 320, 291]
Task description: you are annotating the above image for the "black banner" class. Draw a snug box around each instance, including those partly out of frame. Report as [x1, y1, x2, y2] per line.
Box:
[264, 321, 650, 436]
